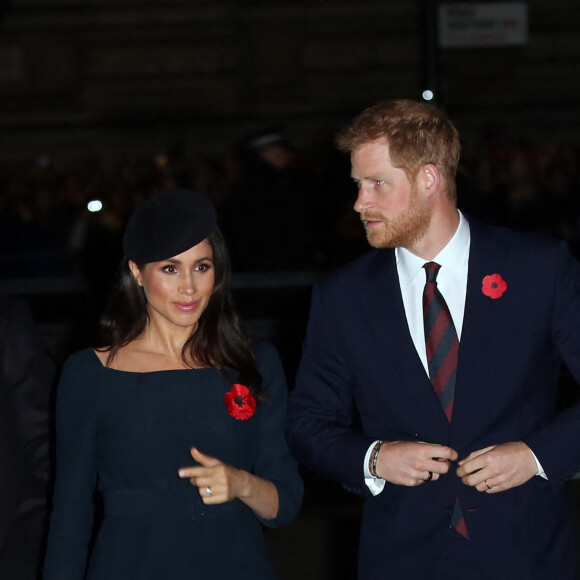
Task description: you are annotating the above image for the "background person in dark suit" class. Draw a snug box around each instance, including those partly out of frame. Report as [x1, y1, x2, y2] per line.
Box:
[0, 296, 54, 580]
[286, 99, 580, 579]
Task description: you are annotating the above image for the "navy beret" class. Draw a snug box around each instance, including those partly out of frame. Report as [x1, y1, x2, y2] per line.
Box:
[123, 189, 218, 263]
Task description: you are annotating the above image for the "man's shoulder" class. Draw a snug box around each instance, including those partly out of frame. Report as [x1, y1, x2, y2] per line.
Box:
[0, 296, 33, 325]
[471, 218, 567, 258]
[318, 248, 394, 291]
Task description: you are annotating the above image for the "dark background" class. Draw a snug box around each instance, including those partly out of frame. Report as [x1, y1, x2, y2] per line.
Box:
[1, 1, 580, 578]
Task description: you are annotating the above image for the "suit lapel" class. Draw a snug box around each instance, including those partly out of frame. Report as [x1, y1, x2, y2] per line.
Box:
[452, 219, 513, 444]
[359, 250, 451, 427]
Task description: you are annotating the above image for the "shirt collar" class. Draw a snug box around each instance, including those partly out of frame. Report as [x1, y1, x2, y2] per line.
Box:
[396, 210, 470, 284]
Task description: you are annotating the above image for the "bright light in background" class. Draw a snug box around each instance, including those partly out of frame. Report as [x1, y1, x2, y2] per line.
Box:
[87, 200, 103, 213]
[422, 90, 434, 102]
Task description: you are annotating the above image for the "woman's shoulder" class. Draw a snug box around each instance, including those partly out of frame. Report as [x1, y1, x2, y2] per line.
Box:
[252, 340, 281, 368]
[57, 348, 106, 407]
[252, 340, 287, 393]
[62, 347, 104, 374]
[252, 339, 276, 357]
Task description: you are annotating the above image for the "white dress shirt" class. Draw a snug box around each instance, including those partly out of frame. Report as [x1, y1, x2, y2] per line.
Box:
[363, 211, 543, 494]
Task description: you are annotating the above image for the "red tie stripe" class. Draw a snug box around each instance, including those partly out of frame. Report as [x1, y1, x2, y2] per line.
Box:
[423, 262, 458, 421]
[450, 497, 469, 540]
[423, 262, 468, 539]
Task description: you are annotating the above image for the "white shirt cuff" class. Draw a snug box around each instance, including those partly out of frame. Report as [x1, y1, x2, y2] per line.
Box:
[532, 450, 547, 479]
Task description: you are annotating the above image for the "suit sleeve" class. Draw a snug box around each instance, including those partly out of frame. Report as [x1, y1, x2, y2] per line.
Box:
[43, 352, 99, 580]
[523, 241, 580, 486]
[286, 283, 375, 492]
[252, 343, 303, 527]
[0, 298, 54, 559]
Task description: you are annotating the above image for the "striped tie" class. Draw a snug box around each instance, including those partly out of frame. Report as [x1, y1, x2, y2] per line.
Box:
[423, 262, 468, 539]
[422, 262, 458, 421]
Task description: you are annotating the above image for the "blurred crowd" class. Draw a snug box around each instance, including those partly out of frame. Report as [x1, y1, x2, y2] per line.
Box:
[458, 132, 580, 255]
[1, 128, 580, 287]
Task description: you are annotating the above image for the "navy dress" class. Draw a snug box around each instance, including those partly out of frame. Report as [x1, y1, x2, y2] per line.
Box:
[44, 343, 302, 580]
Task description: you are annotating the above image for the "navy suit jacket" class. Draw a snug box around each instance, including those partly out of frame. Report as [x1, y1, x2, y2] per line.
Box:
[287, 219, 580, 580]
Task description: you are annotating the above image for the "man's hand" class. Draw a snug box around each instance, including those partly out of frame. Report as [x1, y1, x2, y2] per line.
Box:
[375, 441, 458, 486]
[456, 441, 537, 493]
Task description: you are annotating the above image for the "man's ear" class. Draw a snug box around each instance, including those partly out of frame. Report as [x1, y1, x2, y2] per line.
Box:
[421, 164, 441, 198]
[128, 260, 143, 287]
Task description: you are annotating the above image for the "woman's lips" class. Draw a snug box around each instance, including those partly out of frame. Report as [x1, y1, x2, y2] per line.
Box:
[173, 301, 200, 312]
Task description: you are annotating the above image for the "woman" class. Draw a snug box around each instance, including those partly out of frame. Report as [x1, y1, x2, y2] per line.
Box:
[43, 189, 303, 580]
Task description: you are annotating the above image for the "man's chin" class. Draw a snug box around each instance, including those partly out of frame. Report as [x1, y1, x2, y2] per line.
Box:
[365, 230, 392, 249]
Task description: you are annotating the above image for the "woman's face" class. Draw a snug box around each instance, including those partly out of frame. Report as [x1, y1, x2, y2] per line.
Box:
[129, 239, 215, 334]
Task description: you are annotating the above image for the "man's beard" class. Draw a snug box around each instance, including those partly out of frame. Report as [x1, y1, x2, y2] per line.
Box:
[361, 190, 432, 249]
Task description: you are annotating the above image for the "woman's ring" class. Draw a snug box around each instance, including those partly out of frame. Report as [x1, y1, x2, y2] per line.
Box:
[426, 471, 433, 482]
[205, 486, 212, 497]
[484, 480, 491, 490]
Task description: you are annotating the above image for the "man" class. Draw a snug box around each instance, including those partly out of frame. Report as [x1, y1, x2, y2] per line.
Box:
[286, 99, 580, 579]
[0, 297, 54, 579]
[222, 128, 321, 272]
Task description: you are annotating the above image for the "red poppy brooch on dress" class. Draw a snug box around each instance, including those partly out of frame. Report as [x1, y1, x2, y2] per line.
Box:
[224, 383, 257, 420]
[481, 273, 507, 299]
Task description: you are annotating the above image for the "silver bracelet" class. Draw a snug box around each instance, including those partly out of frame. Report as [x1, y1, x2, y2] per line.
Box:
[370, 441, 384, 479]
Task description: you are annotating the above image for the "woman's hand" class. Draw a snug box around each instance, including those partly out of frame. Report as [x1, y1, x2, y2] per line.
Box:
[178, 447, 279, 520]
[178, 447, 247, 504]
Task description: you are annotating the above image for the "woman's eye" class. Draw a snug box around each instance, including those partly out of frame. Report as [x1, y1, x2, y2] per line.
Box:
[162, 265, 178, 274]
[196, 263, 211, 272]
[375, 180, 385, 187]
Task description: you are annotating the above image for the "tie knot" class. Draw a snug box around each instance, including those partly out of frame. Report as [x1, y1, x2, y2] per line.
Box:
[424, 261, 441, 283]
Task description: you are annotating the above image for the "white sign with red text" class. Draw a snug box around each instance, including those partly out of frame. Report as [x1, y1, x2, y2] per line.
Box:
[439, 3, 528, 48]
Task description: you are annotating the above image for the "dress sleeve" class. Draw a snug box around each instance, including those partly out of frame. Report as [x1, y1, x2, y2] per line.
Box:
[43, 351, 100, 580]
[252, 343, 303, 527]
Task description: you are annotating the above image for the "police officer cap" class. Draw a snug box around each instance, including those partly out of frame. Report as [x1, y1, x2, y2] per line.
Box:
[123, 189, 217, 263]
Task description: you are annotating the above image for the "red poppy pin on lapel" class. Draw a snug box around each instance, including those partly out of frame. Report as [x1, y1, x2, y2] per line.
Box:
[224, 383, 257, 420]
[481, 273, 507, 299]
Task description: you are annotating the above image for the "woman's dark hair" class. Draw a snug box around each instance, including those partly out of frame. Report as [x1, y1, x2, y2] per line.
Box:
[95, 229, 264, 399]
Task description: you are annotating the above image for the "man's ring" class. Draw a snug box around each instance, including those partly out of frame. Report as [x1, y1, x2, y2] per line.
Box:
[484, 480, 491, 490]
[426, 471, 433, 482]
[205, 486, 212, 497]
